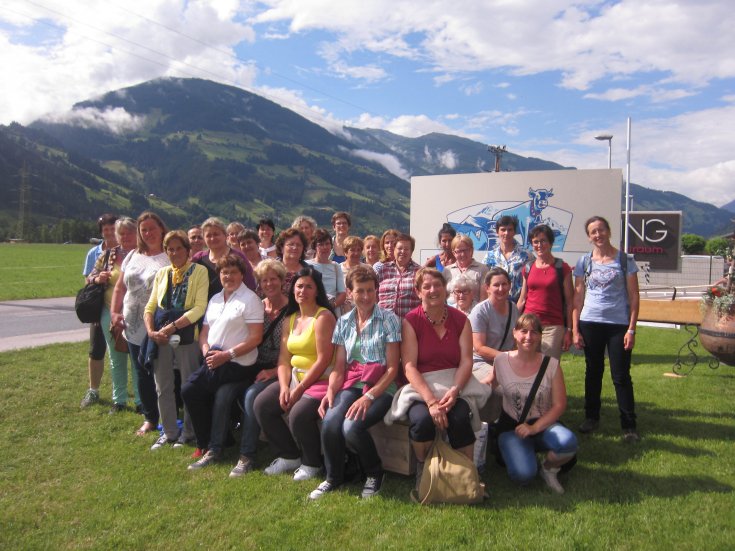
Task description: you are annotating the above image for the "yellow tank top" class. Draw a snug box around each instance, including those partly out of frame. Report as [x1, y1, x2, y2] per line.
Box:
[288, 307, 327, 378]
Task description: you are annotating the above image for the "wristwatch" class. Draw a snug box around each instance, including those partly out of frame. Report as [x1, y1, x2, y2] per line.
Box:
[627, 329, 636, 335]
[228, 348, 237, 360]
[365, 392, 376, 401]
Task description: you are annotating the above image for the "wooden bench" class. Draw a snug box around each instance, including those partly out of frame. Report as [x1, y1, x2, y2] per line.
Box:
[638, 299, 718, 374]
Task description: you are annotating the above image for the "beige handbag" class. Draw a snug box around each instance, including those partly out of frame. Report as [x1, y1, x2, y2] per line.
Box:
[414, 433, 486, 505]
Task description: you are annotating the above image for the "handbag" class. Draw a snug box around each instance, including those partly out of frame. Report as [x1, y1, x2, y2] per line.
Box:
[154, 269, 196, 345]
[75, 250, 111, 324]
[414, 433, 485, 505]
[110, 321, 129, 353]
[488, 355, 550, 465]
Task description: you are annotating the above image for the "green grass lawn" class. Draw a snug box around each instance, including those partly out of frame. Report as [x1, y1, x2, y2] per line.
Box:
[0, 243, 90, 300]
[1, 325, 733, 549]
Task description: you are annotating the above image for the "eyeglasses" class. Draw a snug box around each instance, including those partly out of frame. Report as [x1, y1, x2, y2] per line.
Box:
[453, 248, 471, 254]
[284, 242, 302, 249]
[453, 289, 472, 296]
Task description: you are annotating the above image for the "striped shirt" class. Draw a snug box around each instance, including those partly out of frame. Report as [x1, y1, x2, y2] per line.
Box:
[332, 305, 401, 364]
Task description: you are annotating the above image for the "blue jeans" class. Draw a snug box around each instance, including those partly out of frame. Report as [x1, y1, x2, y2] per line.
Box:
[239, 378, 277, 459]
[498, 423, 578, 485]
[128, 342, 159, 425]
[321, 388, 393, 484]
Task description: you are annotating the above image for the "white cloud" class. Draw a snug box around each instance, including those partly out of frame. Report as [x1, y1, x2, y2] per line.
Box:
[349, 149, 410, 180]
[351, 113, 459, 138]
[41, 106, 146, 134]
[460, 81, 483, 96]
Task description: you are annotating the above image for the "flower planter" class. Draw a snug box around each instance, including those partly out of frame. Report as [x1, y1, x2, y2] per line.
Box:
[699, 305, 735, 366]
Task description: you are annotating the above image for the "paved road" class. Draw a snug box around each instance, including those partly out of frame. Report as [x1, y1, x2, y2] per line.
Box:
[0, 297, 88, 352]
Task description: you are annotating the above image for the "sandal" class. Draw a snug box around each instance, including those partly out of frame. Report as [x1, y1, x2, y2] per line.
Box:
[135, 421, 156, 436]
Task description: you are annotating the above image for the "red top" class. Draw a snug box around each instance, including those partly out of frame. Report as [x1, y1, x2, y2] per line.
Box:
[405, 306, 466, 374]
[523, 261, 571, 326]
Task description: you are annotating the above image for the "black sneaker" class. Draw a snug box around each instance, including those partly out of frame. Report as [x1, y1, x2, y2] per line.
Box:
[578, 418, 599, 434]
[150, 434, 176, 450]
[109, 403, 128, 415]
[361, 472, 385, 499]
[309, 480, 338, 500]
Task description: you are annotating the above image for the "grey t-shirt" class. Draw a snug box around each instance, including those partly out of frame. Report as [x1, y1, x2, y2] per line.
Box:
[468, 299, 519, 365]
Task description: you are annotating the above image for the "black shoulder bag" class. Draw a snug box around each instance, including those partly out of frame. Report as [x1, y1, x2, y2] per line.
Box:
[75, 249, 111, 324]
[488, 355, 550, 465]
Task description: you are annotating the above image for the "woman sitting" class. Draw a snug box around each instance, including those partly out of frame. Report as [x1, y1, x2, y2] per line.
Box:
[489, 313, 578, 494]
[309, 265, 401, 500]
[444, 234, 489, 305]
[253, 267, 336, 480]
[449, 276, 478, 315]
[387, 268, 491, 489]
[183, 254, 264, 469]
[143, 230, 209, 450]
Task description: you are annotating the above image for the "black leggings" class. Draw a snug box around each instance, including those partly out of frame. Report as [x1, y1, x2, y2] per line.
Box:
[407, 398, 476, 449]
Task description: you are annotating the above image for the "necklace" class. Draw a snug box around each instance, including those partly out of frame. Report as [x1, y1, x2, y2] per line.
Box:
[423, 306, 448, 326]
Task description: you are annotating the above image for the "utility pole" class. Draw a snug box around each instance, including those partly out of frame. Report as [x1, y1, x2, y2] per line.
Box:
[488, 145, 507, 172]
[16, 162, 30, 241]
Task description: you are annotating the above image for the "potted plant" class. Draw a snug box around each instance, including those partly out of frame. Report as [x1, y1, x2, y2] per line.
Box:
[699, 246, 735, 365]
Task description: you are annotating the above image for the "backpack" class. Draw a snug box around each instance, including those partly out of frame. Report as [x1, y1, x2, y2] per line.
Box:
[582, 250, 629, 296]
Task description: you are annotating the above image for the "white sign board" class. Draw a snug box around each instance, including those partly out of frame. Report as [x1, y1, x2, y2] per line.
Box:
[410, 169, 623, 264]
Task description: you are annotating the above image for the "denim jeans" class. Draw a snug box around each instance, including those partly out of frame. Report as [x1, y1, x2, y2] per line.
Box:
[239, 378, 277, 459]
[321, 388, 393, 484]
[127, 342, 159, 425]
[498, 423, 578, 484]
[579, 321, 637, 429]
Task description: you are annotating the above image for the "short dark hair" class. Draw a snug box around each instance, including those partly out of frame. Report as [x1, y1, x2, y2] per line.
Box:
[238, 229, 260, 244]
[395, 233, 416, 253]
[276, 228, 307, 261]
[345, 265, 378, 290]
[312, 228, 333, 248]
[496, 215, 518, 232]
[331, 211, 351, 227]
[98, 213, 119, 232]
[216, 253, 248, 275]
[484, 267, 511, 286]
[257, 218, 276, 232]
[529, 224, 555, 245]
[163, 230, 190, 253]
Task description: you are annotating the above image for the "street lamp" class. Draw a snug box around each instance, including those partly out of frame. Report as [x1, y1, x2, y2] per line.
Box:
[594, 134, 613, 169]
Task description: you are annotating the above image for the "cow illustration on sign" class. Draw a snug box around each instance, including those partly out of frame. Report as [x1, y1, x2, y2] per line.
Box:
[446, 187, 572, 252]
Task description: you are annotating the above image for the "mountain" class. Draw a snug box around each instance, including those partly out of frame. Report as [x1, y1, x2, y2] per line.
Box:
[0, 77, 731, 241]
[721, 199, 735, 214]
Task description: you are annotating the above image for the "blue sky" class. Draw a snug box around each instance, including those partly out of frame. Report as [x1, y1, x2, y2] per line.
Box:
[1, 0, 734, 206]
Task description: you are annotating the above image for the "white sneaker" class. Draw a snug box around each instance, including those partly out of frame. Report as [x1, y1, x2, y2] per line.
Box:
[264, 457, 301, 476]
[308, 480, 337, 500]
[540, 465, 565, 494]
[293, 464, 321, 481]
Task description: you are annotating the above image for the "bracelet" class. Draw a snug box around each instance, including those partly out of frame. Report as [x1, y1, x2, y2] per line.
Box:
[365, 392, 376, 401]
[427, 400, 438, 408]
[627, 329, 636, 335]
[172, 320, 178, 330]
[228, 348, 236, 360]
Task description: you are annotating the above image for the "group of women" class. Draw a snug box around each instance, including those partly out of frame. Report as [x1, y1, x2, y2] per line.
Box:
[80, 211, 640, 499]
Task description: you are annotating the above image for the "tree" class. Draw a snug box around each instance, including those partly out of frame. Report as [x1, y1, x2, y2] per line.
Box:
[705, 236, 732, 257]
[681, 233, 706, 254]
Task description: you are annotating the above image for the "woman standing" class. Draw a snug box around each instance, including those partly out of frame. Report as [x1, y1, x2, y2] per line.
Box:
[363, 235, 382, 266]
[340, 236, 370, 314]
[111, 212, 169, 436]
[253, 267, 336, 480]
[309, 266, 401, 500]
[144, 231, 209, 450]
[374, 233, 421, 319]
[238, 229, 263, 270]
[573, 216, 640, 442]
[444, 234, 489, 304]
[258, 218, 278, 258]
[330, 211, 351, 263]
[86, 217, 138, 413]
[292, 215, 317, 260]
[424, 223, 456, 272]
[275, 228, 309, 294]
[307, 228, 346, 314]
[490, 313, 578, 494]
[192, 217, 256, 299]
[378, 229, 399, 265]
[517, 224, 573, 360]
[387, 268, 490, 488]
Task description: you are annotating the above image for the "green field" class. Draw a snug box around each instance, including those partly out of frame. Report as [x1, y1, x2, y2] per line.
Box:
[0, 243, 90, 300]
[1, 326, 733, 549]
